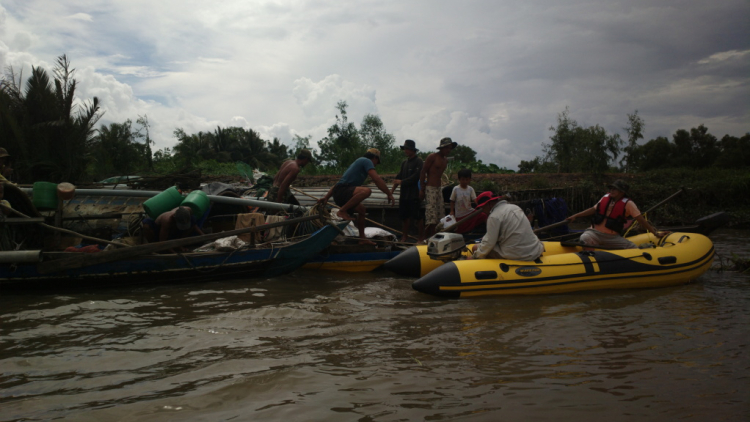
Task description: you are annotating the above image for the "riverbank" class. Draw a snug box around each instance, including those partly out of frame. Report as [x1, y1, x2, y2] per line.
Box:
[274, 168, 747, 227]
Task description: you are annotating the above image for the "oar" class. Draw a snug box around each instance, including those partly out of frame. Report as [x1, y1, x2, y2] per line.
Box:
[37, 214, 327, 274]
[442, 208, 485, 233]
[0, 203, 129, 248]
[624, 188, 684, 237]
[642, 188, 684, 215]
[533, 218, 571, 234]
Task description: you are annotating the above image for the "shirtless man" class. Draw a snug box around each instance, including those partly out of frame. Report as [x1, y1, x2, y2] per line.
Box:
[269, 149, 313, 204]
[420, 137, 456, 239]
[319, 148, 395, 245]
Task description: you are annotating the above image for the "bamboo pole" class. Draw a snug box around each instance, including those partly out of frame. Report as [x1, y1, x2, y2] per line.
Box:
[1, 203, 129, 248]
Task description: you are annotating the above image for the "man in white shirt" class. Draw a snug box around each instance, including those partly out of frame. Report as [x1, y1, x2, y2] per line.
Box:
[469, 191, 545, 261]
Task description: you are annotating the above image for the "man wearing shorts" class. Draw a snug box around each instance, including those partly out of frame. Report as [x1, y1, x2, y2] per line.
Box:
[568, 179, 666, 249]
[269, 149, 313, 205]
[391, 140, 424, 243]
[420, 137, 456, 239]
[319, 148, 395, 245]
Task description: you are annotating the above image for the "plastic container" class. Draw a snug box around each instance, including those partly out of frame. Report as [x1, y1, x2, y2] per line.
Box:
[181, 190, 209, 217]
[142, 186, 184, 219]
[57, 183, 76, 200]
[32, 181, 59, 210]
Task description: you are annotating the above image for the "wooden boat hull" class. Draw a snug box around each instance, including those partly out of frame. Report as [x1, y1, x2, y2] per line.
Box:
[1, 223, 346, 290]
[303, 244, 403, 272]
[411, 232, 714, 298]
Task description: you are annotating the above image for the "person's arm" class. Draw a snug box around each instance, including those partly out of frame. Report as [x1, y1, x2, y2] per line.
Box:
[368, 169, 395, 205]
[276, 169, 300, 202]
[568, 206, 597, 222]
[158, 220, 171, 243]
[449, 188, 457, 216]
[391, 179, 401, 195]
[419, 156, 433, 199]
[400, 161, 422, 187]
[633, 214, 667, 237]
[318, 185, 335, 205]
[472, 215, 499, 259]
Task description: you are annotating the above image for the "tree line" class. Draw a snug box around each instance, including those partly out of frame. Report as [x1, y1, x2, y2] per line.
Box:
[519, 107, 749, 173]
[2, 55, 745, 184]
[0, 56, 506, 183]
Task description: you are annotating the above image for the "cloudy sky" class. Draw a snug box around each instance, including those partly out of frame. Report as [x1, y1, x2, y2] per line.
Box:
[1, 0, 748, 170]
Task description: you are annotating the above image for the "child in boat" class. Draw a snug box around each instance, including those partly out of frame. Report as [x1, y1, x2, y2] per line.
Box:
[446, 169, 486, 233]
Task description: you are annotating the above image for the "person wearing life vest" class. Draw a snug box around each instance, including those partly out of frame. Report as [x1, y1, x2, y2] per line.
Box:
[568, 180, 666, 249]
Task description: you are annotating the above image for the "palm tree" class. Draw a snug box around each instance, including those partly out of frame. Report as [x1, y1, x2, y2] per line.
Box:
[0, 55, 102, 182]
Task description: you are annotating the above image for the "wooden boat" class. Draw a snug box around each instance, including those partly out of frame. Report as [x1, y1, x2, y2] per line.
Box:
[404, 232, 714, 298]
[303, 242, 404, 272]
[0, 220, 348, 290]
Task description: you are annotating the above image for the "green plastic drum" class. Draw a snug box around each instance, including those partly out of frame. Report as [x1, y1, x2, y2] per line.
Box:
[181, 190, 209, 217]
[142, 186, 184, 219]
[32, 181, 59, 210]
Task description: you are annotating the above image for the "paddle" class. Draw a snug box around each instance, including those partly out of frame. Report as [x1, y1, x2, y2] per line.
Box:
[623, 187, 684, 237]
[37, 213, 327, 274]
[641, 188, 684, 216]
[442, 208, 485, 233]
[533, 218, 571, 235]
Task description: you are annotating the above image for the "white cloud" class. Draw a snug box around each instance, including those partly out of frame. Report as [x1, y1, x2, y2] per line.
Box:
[67, 13, 93, 22]
[698, 49, 750, 65]
[0, 0, 748, 171]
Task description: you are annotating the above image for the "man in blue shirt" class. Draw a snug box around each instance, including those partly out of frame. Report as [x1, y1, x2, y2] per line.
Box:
[320, 148, 395, 245]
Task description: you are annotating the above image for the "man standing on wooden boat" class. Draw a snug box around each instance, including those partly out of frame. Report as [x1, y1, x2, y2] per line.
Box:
[391, 140, 425, 243]
[269, 149, 313, 205]
[420, 137, 455, 240]
[568, 179, 666, 249]
[319, 148, 395, 245]
[469, 191, 545, 261]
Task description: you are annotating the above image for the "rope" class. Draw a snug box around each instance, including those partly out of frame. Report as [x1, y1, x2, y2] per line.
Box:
[292, 202, 331, 237]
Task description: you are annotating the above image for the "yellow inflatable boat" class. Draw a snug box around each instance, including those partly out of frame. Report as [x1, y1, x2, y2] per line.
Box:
[386, 232, 714, 298]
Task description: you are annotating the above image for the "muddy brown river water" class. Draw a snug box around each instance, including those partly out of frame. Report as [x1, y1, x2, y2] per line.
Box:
[1, 229, 748, 421]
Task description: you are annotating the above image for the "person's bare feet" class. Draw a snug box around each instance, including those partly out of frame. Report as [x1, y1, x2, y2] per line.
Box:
[399, 237, 409, 243]
[336, 210, 353, 221]
[358, 239, 377, 246]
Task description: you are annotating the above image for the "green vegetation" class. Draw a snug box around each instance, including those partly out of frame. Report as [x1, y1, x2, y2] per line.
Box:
[519, 107, 748, 174]
[1, 55, 102, 182]
[2, 54, 746, 231]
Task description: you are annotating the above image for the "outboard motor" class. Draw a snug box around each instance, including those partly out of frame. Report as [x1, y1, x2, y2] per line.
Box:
[426, 232, 467, 262]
